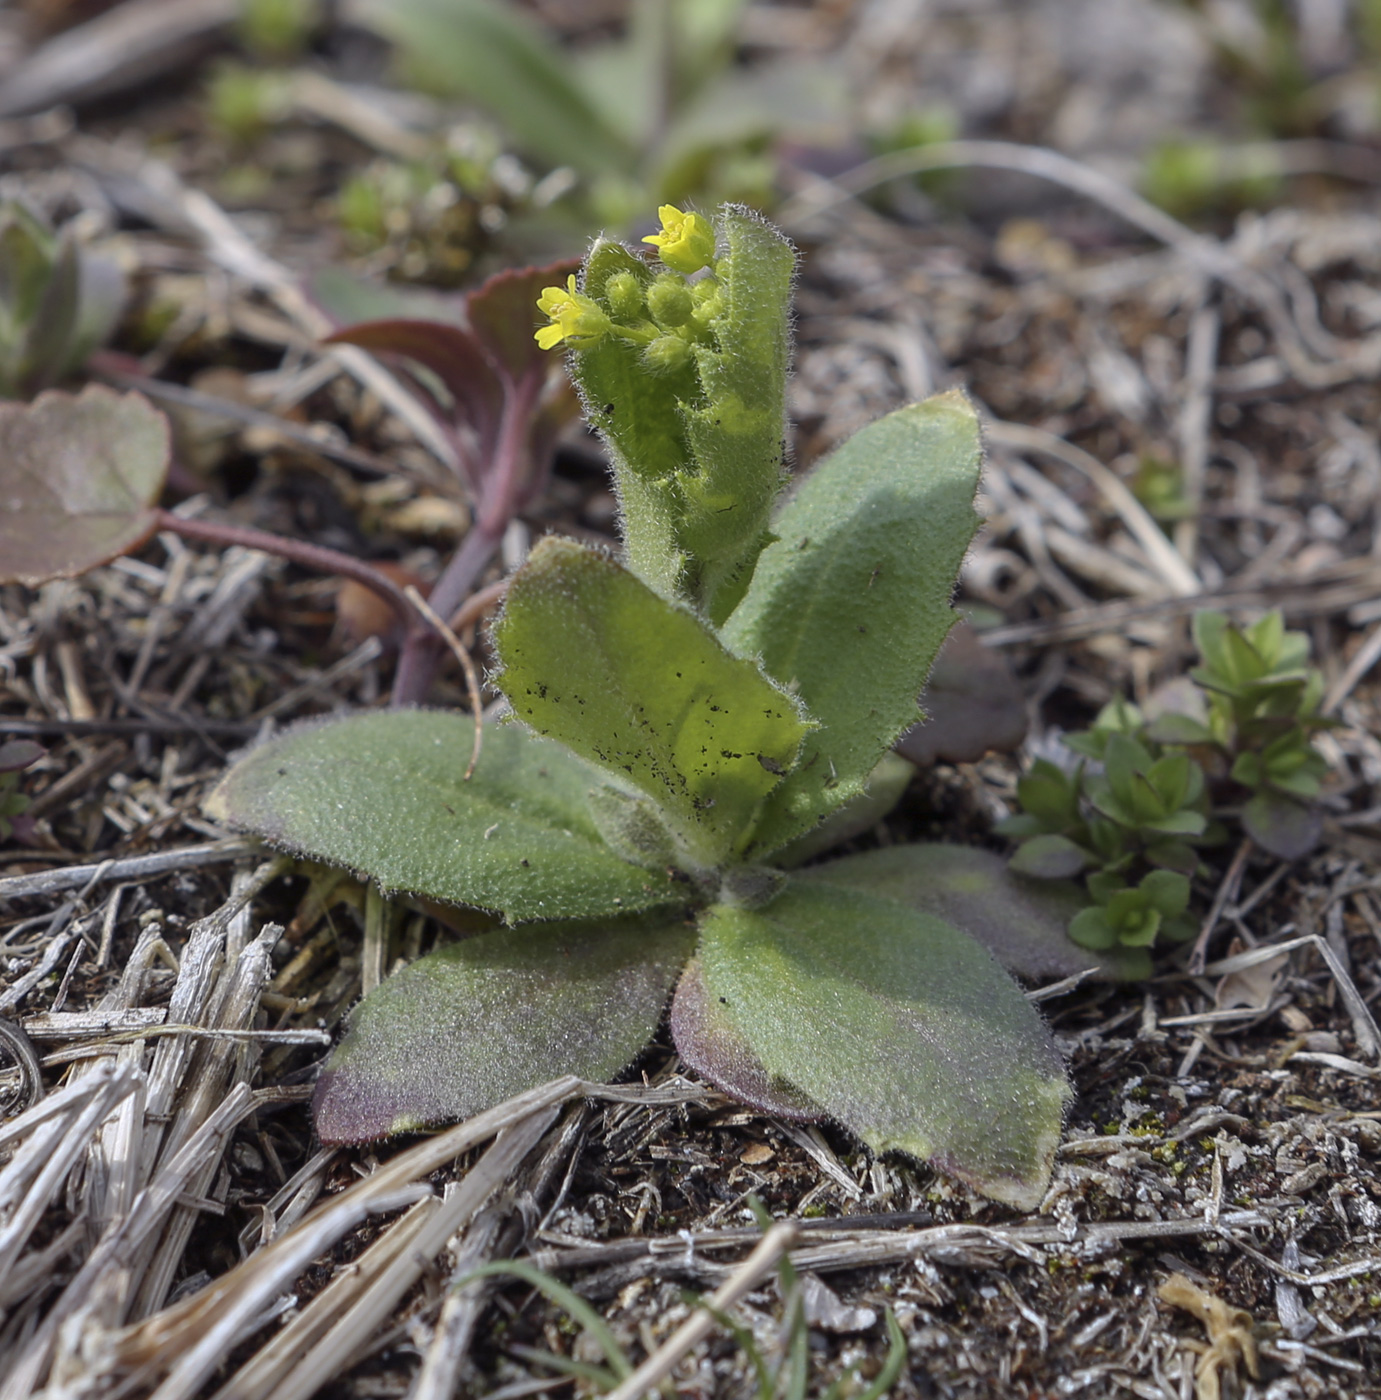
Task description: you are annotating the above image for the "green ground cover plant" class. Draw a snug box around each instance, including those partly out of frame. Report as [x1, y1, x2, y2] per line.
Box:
[206, 203, 1112, 1210]
[1002, 610, 1333, 952]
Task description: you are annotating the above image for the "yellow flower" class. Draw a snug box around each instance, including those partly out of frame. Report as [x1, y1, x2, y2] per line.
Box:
[534, 275, 611, 349]
[642, 204, 716, 274]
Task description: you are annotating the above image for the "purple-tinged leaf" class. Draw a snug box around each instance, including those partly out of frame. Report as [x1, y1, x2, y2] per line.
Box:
[467, 258, 579, 385]
[0, 386, 169, 587]
[314, 913, 694, 1142]
[798, 843, 1150, 983]
[0, 740, 43, 773]
[324, 319, 503, 454]
[897, 621, 1028, 766]
[1242, 791, 1321, 860]
[698, 882, 1071, 1210]
[670, 957, 822, 1122]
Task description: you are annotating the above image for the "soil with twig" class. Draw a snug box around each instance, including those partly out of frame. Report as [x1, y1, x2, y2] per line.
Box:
[3, 2, 1381, 1397]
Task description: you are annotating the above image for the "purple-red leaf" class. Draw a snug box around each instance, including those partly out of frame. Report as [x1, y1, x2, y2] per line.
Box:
[897, 621, 1028, 766]
[670, 957, 822, 1121]
[467, 257, 580, 385]
[324, 318, 503, 450]
[0, 386, 169, 587]
[0, 740, 43, 772]
[1242, 791, 1321, 860]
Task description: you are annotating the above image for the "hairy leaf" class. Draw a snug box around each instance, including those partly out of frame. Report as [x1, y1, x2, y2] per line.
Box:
[492, 537, 812, 867]
[771, 753, 913, 868]
[206, 709, 682, 921]
[798, 843, 1150, 982]
[314, 913, 694, 1141]
[723, 392, 982, 856]
[669, 957, 822, 1122]
[697, 882, 1070, 1209]
[0, 387, 169, 588]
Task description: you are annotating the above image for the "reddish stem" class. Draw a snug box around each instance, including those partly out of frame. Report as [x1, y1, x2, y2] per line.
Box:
[153, 508, 425, 643]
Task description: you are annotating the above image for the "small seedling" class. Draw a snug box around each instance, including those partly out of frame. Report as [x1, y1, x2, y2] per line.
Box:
[0, 740, 44, 843]
[0, 199, 124, 399]
[1002, 609, 1333, 949]
[208, 204, 1117, 1210]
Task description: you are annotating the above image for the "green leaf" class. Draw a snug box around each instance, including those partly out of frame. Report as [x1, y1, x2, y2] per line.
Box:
[697, 882, 1071, 1209]
[1141, 869, 1190, 918]
[679, 206, 795, 620]
[771, 752, 913, 867]
[723, 392, 982, 857]
[492, 537, 812, 867]
[669, 957, 822, 1120]
[1009, 833, 1089, 880]
[798, 843, 1150, 982]
[0, 387, 169, 588]
[1142, 809, 1208, 838]
[313, 913, 694, 1141]
[1068, 906, 1118, 950]
[1145, 712, 1214, 746]
[1191, 610, 1231, 683]
[353, 0, 635, 177]
[1014, 760, 1082, 829]
[206, 710, 683, 921]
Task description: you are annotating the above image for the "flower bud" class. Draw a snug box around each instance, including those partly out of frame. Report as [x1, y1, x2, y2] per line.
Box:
[646, 275, 692, 328]
[604, 271, 643, 320]
[643, 333, 692, 372]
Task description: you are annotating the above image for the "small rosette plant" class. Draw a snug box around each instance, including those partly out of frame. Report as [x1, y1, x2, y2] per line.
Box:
[209, 205, 1123, 1210]
[1003, 609, 1334, 952]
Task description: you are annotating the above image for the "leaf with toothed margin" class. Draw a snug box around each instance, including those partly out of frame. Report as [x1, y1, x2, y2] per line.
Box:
[797, 843, 1151, 983]
[722, 392, 983, 859]
[314, 912, 695, 1142]
[670, 957, 822, 1122]
[491, 536, 813, 870]
[696, 881, 1070, 1209]
[205, 710, 682, 923]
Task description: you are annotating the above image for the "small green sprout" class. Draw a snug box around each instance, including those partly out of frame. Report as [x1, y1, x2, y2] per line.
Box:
[1004, 607, 1334, 950]
[0, 200, 124, 399]
[0, 740, 43, 842]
